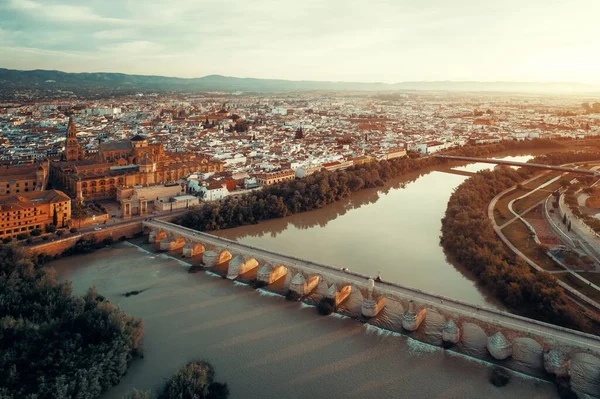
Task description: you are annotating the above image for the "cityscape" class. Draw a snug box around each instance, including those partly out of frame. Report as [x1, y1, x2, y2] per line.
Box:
[2, 1, 600, 399]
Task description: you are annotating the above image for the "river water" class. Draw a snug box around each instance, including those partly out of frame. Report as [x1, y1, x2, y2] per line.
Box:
[53, 244, 557, 399]
[51, 152, 561, 398]
[213, 154, 538, 310]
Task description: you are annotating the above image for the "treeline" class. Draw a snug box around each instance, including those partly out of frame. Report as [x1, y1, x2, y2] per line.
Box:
[441, 167, 592, 332]
[535, 150, 600, 166]
[178, 139, 566, 231]
[0, 244, 144, 398]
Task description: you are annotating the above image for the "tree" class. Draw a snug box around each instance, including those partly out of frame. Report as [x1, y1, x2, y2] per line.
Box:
[157, 361, 228, 399]
[71, 201, 88, 220]
[562, 214, 567, 224]
[52, 206, 58, 226]
[568, 221, 572, 232]
[45, 224, 57, 233]
[0, 244, 144, 398]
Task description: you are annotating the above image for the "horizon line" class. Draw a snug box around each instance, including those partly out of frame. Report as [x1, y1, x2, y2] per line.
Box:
[2, 67, 598, 87]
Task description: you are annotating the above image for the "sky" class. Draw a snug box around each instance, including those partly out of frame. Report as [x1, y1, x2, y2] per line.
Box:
[1, 0, 599, 83]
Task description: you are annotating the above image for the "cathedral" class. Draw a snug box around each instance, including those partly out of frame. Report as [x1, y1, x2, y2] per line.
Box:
[51, 118, 224, 202]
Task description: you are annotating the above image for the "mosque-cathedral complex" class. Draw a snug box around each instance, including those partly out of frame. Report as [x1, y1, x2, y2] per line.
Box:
[51, 118, 224, 203]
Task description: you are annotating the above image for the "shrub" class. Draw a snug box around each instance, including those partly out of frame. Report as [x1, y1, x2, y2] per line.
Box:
[26, 238, 33, 244]
[42, 235, 50, 241]
[490, 367, 510, 387]
[249, 279, 267, 289]
[45, 224, 57, 233]
[102, 237, 115, 246]
[30, 228, 42, 236]
[16, 233, 30, 241]
[157, 361, 229, 399]
[317, 297, 336, 315]
[56, 230, 65, 237]
[285, 290, 301, 301]
[70, 227, 78, 233]
[2, 237, 12, 244]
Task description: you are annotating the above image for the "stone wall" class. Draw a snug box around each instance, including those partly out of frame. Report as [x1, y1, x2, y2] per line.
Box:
[28, 221, 143, 257]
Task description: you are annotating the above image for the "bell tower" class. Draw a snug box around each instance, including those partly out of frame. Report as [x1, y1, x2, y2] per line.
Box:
[65, 117, 83, 161]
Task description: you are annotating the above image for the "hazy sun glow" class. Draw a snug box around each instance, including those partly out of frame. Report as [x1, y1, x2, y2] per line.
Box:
[1, 0, 599, 83]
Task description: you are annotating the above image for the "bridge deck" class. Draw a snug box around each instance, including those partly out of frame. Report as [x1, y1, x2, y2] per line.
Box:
[435, 155, 598, 176]
[146, 219, 600, 352]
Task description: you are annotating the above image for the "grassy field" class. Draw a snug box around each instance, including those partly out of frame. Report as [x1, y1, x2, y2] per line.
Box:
[512, 174, 567, 215]
[493, 187, 527, 226]
[501, 220, 563, 271]
[578, 272, 600, 287]
[556, 273, 600, 302]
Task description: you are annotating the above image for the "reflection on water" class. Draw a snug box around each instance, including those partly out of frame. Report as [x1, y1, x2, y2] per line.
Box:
[452, 155, 535, 173]
[51, 246, 558, 399]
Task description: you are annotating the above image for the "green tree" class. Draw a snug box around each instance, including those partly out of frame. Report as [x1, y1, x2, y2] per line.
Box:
[0, 244, 144, 398]
[158, 361, 228, 399]
[52, 206, 58, 226]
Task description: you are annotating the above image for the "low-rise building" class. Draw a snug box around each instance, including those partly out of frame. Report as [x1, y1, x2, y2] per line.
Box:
[0, 189, 71, 238]
[256, 169, 295, 186]
[295, 165, 321, 178]
[154, 195, 199, 212]
[0, 161, 49, 195]
[385, 148, 407, 160]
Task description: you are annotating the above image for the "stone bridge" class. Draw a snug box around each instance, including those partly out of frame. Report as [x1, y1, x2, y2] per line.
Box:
[143, 219, 600, 397]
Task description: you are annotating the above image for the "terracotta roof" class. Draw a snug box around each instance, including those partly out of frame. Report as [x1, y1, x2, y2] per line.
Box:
[0, 189, 70, 211]
[131, 134, 147, 142]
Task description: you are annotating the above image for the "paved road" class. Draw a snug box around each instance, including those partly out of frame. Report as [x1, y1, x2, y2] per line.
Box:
[489, 179, 600, 311]
[147, 219, 600, 353]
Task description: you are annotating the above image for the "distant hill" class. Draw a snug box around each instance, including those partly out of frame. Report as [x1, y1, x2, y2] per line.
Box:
[0, 67, 598, 95]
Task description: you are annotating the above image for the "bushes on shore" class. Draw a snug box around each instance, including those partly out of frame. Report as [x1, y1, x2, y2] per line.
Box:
[0, 244, 144, 398]
[440, 167, 590, 332]
[158, 361, 228, 399]
[122, 361, 229, 399]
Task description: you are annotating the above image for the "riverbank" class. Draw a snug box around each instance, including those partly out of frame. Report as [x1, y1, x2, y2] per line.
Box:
[51, 242, 560, 399]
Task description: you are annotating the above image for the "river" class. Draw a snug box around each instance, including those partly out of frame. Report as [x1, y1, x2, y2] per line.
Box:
[213, 153, 539, 310]
[51, 151, 561, 398]
[53, 244, 557, 399]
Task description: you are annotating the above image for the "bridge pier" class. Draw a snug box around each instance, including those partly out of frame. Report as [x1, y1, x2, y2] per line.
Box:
[227, 256, 259, 280]
[159, 235, 185, 251]
[487, 332, 512, 360]
[326, 284, 352, 307]
[289, 273, 320, 296]
[203, 249, 232, 268]
[442, 319, 460, 345]
[361, 279, 385, 318]
[402, 300, 427, 331]
[183, 242, 205, 258]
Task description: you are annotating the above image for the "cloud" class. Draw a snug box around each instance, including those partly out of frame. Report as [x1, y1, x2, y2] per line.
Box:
[2, 0, 600, 82]
[8, 0, 128, 24]
[93, 29, 137, 40]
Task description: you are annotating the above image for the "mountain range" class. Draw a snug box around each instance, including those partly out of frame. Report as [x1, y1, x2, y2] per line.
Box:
[1, 68, 598, 94]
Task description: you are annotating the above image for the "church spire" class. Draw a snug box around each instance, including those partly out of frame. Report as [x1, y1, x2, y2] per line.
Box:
[67, 117, 77, 138]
